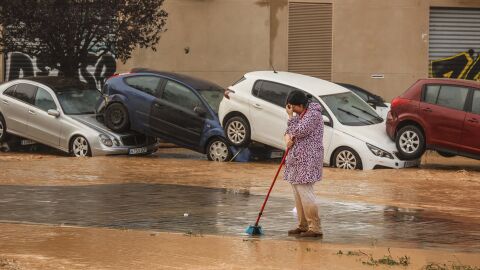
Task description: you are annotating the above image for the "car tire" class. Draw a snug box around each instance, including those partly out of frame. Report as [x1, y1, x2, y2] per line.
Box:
[395, 125, 425, 160]
[105, 103, 130, 132]
[333, 147, 363, 170]
[437, 151, 456, 158]
[70, 136, 92, 157]
[207, 137, 233, 162]
[224, 116, 251, 147]
[0, 114, 8, 143]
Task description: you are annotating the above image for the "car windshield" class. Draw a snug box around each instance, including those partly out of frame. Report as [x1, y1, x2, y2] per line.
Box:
[197, 87, 223, 113]
[56, 88, 101, 115]
[321, 92, 383, 126]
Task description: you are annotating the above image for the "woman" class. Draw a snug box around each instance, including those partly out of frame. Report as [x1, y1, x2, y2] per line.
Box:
[284, 91, 324, 238]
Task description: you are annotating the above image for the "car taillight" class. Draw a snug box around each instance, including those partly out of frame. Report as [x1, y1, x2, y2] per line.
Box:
[391, 97, 409, 108]
[224, 89, 235, 99]
[107, 72, 131, 81]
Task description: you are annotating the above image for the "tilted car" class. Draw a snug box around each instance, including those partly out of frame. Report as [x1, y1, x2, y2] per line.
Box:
[219, 71, 419, 170]
[0, 77, 159, 157]
[386, 78, 480, 160]
[96, 68, 234, 161]
[335, 83, 390, 119]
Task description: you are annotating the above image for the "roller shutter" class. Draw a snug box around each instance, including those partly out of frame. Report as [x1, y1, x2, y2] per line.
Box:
[429, 7, 480, 81]
[288, 2, 332, 80]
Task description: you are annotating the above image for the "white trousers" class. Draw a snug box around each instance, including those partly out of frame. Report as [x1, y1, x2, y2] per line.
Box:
[291, 183, 321, 233]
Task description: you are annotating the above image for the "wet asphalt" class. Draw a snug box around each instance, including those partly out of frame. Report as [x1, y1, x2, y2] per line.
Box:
[1, 183, 479, 252]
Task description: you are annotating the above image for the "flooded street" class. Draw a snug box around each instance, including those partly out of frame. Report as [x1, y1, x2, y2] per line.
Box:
[0, 146, 479, 269]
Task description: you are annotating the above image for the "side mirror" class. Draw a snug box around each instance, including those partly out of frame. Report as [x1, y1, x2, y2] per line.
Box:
[194, 106, 207, 117]
[368, 101, 377, 109]
[322, 115, 330, 124]
[48, 109, 60, 117]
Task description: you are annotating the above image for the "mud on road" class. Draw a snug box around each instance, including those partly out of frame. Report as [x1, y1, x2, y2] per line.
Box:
[0, 146, 479, 269]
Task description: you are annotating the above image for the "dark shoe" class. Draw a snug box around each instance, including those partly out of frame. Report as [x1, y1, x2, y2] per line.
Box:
[288, 228, 307, 236]
[298, 230, 323, 238]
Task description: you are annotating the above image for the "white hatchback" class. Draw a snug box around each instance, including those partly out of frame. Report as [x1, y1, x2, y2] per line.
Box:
[219, 71, 419, 170]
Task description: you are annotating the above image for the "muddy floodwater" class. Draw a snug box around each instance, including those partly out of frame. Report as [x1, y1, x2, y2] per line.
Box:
[0, 146, 479, 269]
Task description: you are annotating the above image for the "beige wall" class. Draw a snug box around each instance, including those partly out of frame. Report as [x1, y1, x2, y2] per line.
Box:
[119, 0, 480, 100]
[331, 0, 480, 101]
[117, 0, 273, 88]
[331, 0, 430, 101]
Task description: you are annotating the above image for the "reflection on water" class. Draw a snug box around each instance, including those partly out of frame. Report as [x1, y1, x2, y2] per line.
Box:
[0, 183, 479, 252]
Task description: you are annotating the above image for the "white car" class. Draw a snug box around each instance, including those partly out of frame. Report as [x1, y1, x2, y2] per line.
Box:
[219, 71, 419, 170]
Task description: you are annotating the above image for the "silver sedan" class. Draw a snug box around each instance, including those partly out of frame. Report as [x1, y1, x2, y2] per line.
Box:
[0, 77, 159, 157]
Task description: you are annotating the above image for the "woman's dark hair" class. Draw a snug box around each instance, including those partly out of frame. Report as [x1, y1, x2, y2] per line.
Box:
[287, 90, 310, 106]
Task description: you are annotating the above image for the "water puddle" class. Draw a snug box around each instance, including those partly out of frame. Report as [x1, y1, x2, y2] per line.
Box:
[0, 183, 479, 252]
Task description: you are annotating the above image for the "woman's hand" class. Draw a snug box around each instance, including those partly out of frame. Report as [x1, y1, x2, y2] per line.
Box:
[284, 134, 294, 149]
[287, 139, 294, 149]
[286, 104, 294, 118]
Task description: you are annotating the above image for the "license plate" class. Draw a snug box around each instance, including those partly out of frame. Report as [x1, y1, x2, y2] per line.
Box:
[404, 160, 420, 168]
[129, 147, 148, 155]
[20, 139, 37, 146]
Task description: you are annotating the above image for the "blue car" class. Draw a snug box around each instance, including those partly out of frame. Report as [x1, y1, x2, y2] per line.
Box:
[96, 68, 234, 161]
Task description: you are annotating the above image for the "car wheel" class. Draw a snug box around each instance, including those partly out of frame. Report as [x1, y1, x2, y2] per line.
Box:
[70, 136, 91, 157]
[333, 147, 363, 170]
[207, 138, 233, 162]
[395, 125, 425, 160]
[437, 151, 456, 158]
[225, 116, 250, 147]
[0, 114, 8, 142]
[105, 103, 129, 132]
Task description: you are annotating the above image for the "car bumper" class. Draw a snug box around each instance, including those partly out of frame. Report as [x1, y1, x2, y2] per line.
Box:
[363, 153, 420, 170]
[91, 143, 160, 156]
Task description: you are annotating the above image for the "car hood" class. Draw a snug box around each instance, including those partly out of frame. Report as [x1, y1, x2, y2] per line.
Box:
[69, 114, 122, 138]
[339, 122, 397, 152]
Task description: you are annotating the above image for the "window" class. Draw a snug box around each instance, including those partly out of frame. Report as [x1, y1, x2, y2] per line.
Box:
[197, 87, 223, 113]
[321, 92, 383, 126]
[436, 85, 469, 111]
[13, 83, 37, 104]
[424, 85, 440, 104]
[34, 88, 57, 111]
[124, 76, 162, 96]
[350, 88, 369, 102]
[253, 80, 294, 107]
[252, 81, 262, 97]
[162, 80, 203, 112]
[472, 90, 480, 115]
[3, 85, 17, 97]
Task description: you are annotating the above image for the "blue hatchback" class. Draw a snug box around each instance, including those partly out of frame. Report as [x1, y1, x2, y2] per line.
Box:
[96, 68, 234, 161]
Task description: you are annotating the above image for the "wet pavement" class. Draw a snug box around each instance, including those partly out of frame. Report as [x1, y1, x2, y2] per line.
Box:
[1, 182, 479, 252]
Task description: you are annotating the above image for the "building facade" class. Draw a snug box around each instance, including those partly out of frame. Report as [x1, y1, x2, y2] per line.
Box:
[2, 0, 480, 101]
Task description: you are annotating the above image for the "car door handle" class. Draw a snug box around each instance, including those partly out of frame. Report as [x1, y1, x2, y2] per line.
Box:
[154, 103, 163, 108]
[1, 99, 8, 104]
[422, 108, 432, 112]
[467, 118, 478, 123]
[252, 104, 262, 109]
[28, 110, 36, 115]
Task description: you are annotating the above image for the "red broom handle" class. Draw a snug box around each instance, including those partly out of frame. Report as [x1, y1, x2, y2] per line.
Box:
[254, 148, 290, 227]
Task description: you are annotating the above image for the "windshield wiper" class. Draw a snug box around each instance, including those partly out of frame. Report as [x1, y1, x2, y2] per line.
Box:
[337, 108, 375, 124]
[352, 105, 383, 122]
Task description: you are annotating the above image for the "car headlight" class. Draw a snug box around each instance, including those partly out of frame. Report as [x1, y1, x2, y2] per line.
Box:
[366, 143, 394, 159]
[99, 134, 113, 147]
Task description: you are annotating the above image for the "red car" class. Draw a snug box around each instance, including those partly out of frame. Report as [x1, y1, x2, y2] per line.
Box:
[386, 78, 480, 160]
